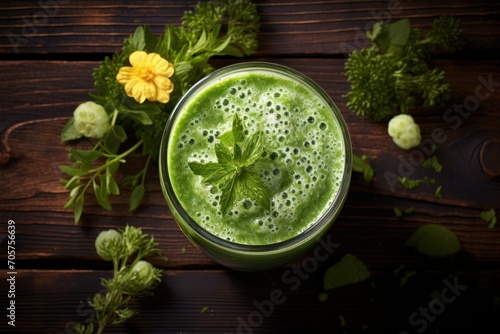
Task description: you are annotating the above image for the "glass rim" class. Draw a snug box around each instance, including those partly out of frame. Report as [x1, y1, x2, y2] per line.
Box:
[159, 61, 352, 253]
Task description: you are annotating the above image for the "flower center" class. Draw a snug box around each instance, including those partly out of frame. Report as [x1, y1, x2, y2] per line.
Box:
[134, 64, 154, 81]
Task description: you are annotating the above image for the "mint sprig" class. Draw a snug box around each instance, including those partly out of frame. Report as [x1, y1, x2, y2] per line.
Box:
[188, 114, 270, 215]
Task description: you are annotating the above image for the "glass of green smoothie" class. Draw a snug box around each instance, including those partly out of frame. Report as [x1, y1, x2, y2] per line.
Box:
[159, 62, 351, 271]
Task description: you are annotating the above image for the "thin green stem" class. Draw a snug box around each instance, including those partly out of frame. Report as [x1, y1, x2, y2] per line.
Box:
[89, 139, 143, 174]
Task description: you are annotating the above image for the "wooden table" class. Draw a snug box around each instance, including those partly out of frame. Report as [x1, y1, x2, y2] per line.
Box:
[1, 1, 499, 333]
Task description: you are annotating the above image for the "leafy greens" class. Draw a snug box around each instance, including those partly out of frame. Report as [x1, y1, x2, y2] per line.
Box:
[344, 16, 464, 121]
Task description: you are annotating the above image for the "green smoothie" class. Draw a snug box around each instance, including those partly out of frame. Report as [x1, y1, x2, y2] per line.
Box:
[166, 64, 347, 246]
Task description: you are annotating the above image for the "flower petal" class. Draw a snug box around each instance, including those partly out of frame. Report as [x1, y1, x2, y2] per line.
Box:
[116, 67, 134, 84]
[153, 75, 174, 92]
[129, 51, 147, 66]
[156, 89, 171, 104]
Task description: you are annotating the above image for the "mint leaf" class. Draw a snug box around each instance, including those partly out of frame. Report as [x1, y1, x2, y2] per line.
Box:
[232, 114, 246, 144]
[188, 162, 224, 177]
[215, 143, 233, 167]
[204, 168, 236, 187]
[240, 132, 263, 167]
[219, 175, 239, 216]
[187, 114, 270, 215]
[218, 130, 234, 147]
[239, 169, 271, 211]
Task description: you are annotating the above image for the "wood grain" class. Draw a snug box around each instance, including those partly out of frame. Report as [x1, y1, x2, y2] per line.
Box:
[0, 1, 499, 56]
[5, 269, 500, 333]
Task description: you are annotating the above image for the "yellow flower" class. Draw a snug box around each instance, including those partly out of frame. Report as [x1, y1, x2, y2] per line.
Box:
[116, 51, 174, 104]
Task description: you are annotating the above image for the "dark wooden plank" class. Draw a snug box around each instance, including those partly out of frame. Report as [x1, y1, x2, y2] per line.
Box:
[5, 269, 500, 333]
[0, 59, 499, 268]
[0, 0, 499, 56]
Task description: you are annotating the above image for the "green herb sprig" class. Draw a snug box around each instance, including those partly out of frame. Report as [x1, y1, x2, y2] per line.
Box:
[352, 154, 375, 182]
[481, 209, 497, 229]
[398, 176, 436, 190]
[188, 114, 270, 215]
[75, 225, 164, 334]
[344, 16, 464, 121]
[60, 0, 259, 223]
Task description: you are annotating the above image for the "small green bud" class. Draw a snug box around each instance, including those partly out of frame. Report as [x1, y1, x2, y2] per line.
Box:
[73, 101, 110, 139]
[95, 229, 122, 261]
[388, 114, 421, 150]
[130, 260, 156, 290]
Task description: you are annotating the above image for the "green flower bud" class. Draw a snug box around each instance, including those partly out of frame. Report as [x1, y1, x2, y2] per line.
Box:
[95, 229, 122, 261]
[73, 101, 110, 139]
[130, 260, 156, 290]
[388, 114, 421, 150]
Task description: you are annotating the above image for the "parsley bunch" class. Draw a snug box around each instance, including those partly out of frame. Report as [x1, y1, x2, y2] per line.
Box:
[344, 16, 464, 121]
[75, 225, 164, 334]
[60, 0, 259, 223]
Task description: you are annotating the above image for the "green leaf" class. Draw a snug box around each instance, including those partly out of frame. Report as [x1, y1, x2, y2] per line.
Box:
[366, 22, 383, 42]
[422, 154, 443, 173]
[61, 118, 83, 142]
[435, 185, 442, 198]
[70, 149, 103, 162]
[371, 18, 411, 54]
[74, 194, 84, 224]
[233, 143, 242, 162]
[219, 176, 239, 215]
[398, 176, 422, 189]
[218, 130, 234, 147]
[386, 19, 411, 53]
[130, 26, 146, 51]
[64, 187, 80, 209]
[143, 24, 158, 51]
[59, 165, 89, 177]
[112, 125, 128, 143]
[323, 254, 371, 291]
[212, 35, 232, 54]
[240, 133, 263, 167]
[94, 178, 112, 211]
[107, 158, 120, 174]
[405, 224, 461, 257]
[192, 29, 208, 52]
[188, 162, 225, 177]
[129, 184, 145, 212]
[352, 154, 374, 182]
[239, 169, 270, 211]
[107, 173, 120, 196]
[103, 130, 122, 155]
[480, 209, 497, 229]
[394, 207, 403, 218]
[123, 175, 140, 188]
[64, 175, 81, 190]
[214, 143, 234, 167]
[121, 108, 153, 125]
[232, 114, 246, 144]
[203, 167, 236, 187]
